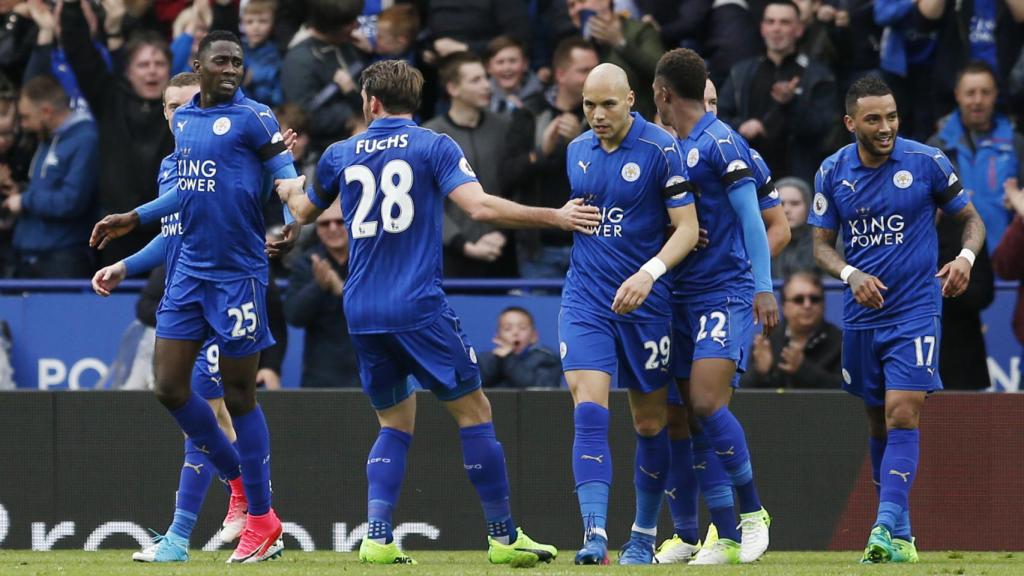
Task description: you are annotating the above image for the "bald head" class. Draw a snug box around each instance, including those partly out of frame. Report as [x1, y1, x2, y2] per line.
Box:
[581, 63, 635, 146]
[583, 63, 631, 97]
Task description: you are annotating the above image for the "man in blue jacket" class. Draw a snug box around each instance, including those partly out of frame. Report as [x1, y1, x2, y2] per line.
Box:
[4, 75, 97, 278]
[928, 60, 1021, 254]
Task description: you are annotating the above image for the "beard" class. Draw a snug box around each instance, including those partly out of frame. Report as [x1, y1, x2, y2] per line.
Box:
[855, 129, 893, 160]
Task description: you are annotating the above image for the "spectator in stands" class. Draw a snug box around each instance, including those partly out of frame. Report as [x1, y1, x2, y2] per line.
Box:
[486, 36, 544, 114]
[61, 3, 172, 267]
[169, 0, 211, 75]
[993, 180, 1024, 354]
[0, 0, 39, 85]
[504, 37, 597, 279]
[635, 0, 708, 52]
[929, 61, 1020, 255]
[741, 272, 842, 389]
[566, 0, 663, 120]
[425, 0, 530, 60]
[237, 0, 283, 107]
[772, 177, 816, 279]
[480, 306, 562, 388]
[284, 201, 360, 388]
[425, 52, 517, 278]
[719, 0, 837, 184]
[817, 0, 881, 94]
[0, 75, 29, 277]
[933, 0, 1024, 116]
[874, 0, 943, 141]
[281, 0, 365, 156]
[372, 4, 419, 64]
[5, 76, 97, 279]
[22, 0, 112, 114]
[793, 0, 835, 66]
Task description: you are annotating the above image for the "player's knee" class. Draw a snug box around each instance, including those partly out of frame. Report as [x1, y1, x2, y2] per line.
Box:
[689, 393, 722, 419]
[223, 388, 255, 416]
[153, 377, 188, 410]
[885, 403, 920, 429]
[632, 410, 667, 437]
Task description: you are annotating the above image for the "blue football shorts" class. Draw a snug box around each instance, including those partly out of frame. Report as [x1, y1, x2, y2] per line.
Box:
[558, 306, 673, 394]
[350, 304, 481, 410]
[842, 315, 943, 407]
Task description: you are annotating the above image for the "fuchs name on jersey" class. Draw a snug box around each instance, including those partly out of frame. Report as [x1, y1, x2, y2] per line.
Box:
[355, 133, 410, 154]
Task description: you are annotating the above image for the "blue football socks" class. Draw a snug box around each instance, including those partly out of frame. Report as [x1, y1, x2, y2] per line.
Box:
[633, 428, 670, 532]
[232, 405, 272, 516]
[667, 438, 700, 544]
[875, 428, 919, 535]
[168, 392, 240, 481]
[573, 402, 611, 537]
[701, 406, 762, 514]
[367, 427, 411, 544]
[460, 422, 517, 544]
[692, 429, 740, 542]
[167, 438, 213, 541]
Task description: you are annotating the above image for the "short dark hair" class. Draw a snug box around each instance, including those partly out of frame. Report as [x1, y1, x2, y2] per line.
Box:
[437, 51, 483, 87]
[307, 0, 364, 34]
[163, 71, 200, 99]
[845, 75, 892, 115]
[361, 59, 423, 114]
[197, 30, 244, 60]
[486, 35, 526, 63]
[655, 48, 706, 101]
[764, 0, 801, 18]
[499, 306, 535, 327]
[955, 59, 998, 89]
[552, 36, 595, 71]
[124, 30, 172, 69]
[21, 75, 68, 109]
[783, 271, 824, 297]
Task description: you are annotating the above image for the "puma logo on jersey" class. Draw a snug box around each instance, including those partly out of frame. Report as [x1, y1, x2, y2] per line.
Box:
[183, 462, 204, 475]
[639, 466, 660, 480]
[694, 461, 707, 470]
[841, 179, 857, 192]
[578, 160, 591, 174]
[259, 111, 273, 118]
[889, 469, 911, 482]
[580, 454, 604, 464]
[177, 120, 188, 133]
[195, 444, 210, 454]
[715, 446, 735, 456]
[664, 488, 677, 500]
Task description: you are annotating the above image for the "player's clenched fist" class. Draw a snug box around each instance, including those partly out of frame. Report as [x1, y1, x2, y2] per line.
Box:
[91, 261, 127, 297]
[90, 212, 140, 250]
[848, 270, 887, 309]
[753, 291, 779, 335]
[611, 270, 654, 315]
[555, 198, 601, 233]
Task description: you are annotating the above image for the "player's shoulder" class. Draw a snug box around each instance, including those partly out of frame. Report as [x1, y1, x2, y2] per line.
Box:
[566, 130, 595, 157]
[230, 94, 279, 131]
[895, 137, 950, 167]
[817, 143, 856, 184]
[637, 120, 678, 149]
[159, 153, 177, 171]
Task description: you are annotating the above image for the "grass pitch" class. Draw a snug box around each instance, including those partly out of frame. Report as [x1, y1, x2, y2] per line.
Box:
[0, 550, 1020, 575]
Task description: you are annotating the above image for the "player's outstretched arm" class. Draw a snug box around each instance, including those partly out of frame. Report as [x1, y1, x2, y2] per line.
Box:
[935, 202, 985, 298]
[813, 226, 887, 309]
[761, 204, 792, 256]
[611, 204, 698, 315]
[448, 181, 601, 232]
[275, 175, 325, 224]
[92, 233, 168, 296]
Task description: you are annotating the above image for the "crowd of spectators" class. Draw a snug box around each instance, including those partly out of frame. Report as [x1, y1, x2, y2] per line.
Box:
[0, 0, 1021, 389]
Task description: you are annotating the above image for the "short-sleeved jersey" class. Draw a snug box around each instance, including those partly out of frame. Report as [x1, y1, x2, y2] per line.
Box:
[808, 137, 969, 328]
[312, 117, 478, 334]
[671, 112, 758, 300]
[750, 148, 781, 211]
[156, 154, 184, 277]
[563, 112, 694, 322]
[171, 89, 292, 281]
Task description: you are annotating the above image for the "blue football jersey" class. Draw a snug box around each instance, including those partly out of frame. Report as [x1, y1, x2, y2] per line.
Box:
[750, 148, 781, 211]
[171, 89, 293, 282]
[563, 112, 694, 322]
[808, 137, 969, 328]
[672, 112, 758, 300]
[156, 154, 184, 276]
[312, 117, 478, 334]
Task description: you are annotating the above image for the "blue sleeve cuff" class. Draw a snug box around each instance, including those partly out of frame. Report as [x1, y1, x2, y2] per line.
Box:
[123, 234, 167, 276]
[728, 181, 773, 293]
[307, 183, 332, 210]
[271, 164, 299, 225]
[135, 189, 180, 225]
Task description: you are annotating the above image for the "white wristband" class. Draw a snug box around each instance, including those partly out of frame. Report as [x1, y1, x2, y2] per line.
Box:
[640, 257, 668, 281]
[840, 265, 858, 284]
[957, 248, 976, 267]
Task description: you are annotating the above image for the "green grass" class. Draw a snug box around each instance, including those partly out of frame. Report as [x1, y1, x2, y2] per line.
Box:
[0, 551, 1020, 575]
